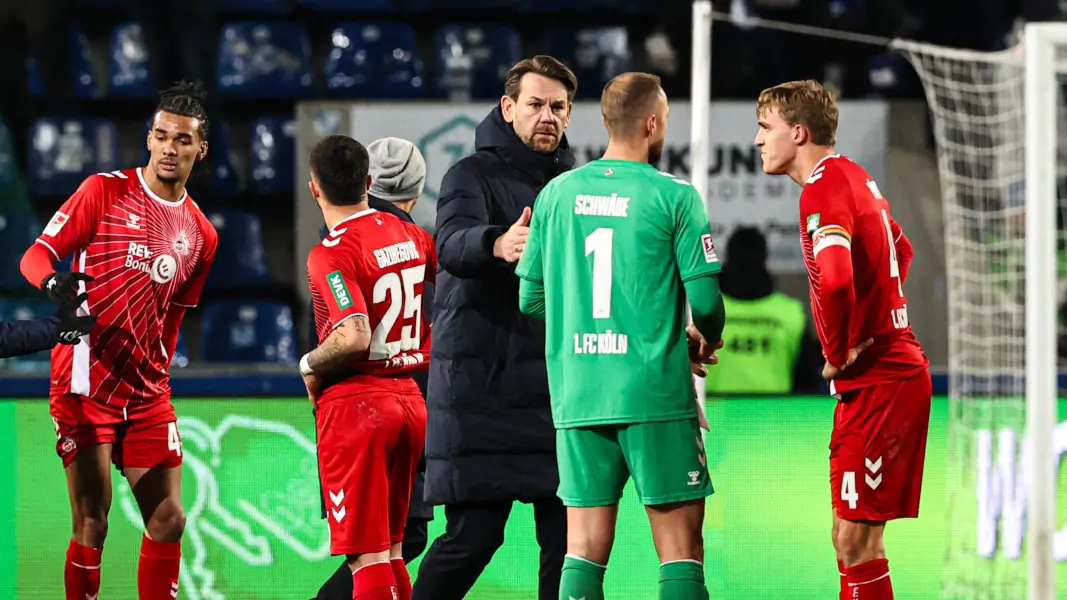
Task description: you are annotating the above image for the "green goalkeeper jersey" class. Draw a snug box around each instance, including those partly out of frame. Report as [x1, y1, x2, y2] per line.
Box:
[516, 159, 722, 428]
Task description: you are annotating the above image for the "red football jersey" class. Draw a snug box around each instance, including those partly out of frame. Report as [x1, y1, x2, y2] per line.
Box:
[35, 168, 218, 407]
[798, 155, 928, 394]
[307, 208, 436, 398]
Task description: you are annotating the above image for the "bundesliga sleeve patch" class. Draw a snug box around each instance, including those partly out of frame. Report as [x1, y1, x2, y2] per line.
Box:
[43, 211, 70, 237]
[701, 233, 718, 263]
[805, 212, 821, 236]
[326, 270, 353, 310]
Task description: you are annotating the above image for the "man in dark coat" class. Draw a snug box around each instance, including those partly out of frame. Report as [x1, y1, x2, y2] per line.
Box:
[311, 137, 434, 600]
[411, 55, 577, 600]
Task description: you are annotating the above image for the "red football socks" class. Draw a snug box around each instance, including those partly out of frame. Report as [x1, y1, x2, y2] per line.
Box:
[391, 557, 412, 600]
[65, 539, 102, 600]
[352, 561, 398, 599]
[841, 558, 894, 600]
[837, 559, 847, 595]
[137, 534, 181, 600]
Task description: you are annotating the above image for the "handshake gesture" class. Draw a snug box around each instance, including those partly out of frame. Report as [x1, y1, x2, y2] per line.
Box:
[493, 206, 532, 263]
[686, 323, 722, 378]
[42, 272, 98, 344]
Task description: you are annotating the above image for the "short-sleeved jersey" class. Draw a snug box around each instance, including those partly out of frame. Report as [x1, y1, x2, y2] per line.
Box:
[516, 159, 721, 428]
[35, 168, 218, 407]
[307, 208, 436, 401]
[798, 155, 928, 394]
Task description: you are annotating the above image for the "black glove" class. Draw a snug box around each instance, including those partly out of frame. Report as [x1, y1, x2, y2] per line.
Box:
[54, 293, 97, 344]
[41, 272, 94, 303]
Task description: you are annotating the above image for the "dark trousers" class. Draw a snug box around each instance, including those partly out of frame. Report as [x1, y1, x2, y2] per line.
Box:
[313, 518, 430, 600]
[411, 498, 566, 600]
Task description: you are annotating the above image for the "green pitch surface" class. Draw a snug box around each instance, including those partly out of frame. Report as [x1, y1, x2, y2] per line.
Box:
[1, 396, 1065, 599]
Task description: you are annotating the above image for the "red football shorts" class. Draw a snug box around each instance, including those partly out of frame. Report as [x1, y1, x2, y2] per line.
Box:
[316, 389, 427, 556]
[50, 394, 182, 472]
[829, 370, 933, 522]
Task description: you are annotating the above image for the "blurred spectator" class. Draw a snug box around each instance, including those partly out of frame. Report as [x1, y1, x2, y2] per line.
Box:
[704, 227, 823, 394]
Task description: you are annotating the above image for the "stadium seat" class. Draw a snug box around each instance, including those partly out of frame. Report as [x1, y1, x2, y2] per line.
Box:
[218, 0, 292, 10]
[432, 24, 522, 100]
[249, 115, 296, 194]
[28, 117, 120, 197]
[299, 0, 392, 9]
[0, 212, 42, 289]
[543, 27, 632, 99]
[208, 122, 242, 196]
[324, 22, 424, 99]
[217, 22, 313, 99]
[200, 300, 297, 364]
[109, 23, 156, 98]
[0, 300, 55, 372]
[27, 24, 101, 100]
[203, 209, 270, 290]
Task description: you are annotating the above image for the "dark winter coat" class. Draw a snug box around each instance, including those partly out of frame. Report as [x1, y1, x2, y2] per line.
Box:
[424, 106, 575, 505]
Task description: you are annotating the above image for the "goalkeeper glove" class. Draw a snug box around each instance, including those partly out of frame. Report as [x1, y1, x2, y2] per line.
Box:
[53, 292, 97, 344]
[41, 272, 94, 302]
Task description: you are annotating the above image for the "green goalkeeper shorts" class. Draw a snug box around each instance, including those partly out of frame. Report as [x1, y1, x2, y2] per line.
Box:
[556, 417, 713, 507]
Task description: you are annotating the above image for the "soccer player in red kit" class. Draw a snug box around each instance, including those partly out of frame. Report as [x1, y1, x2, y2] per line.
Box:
[754, 79, 931, 600]
[19, 81, 219, 600]
[300, 134, 433, 600]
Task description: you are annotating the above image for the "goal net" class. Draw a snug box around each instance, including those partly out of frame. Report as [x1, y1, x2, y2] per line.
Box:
[892, 34, 1067, 599]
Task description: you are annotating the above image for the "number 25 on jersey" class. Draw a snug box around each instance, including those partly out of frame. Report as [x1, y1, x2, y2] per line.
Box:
[369, 265, 425, 360]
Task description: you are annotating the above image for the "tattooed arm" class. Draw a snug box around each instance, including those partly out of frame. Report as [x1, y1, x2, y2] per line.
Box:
[300, 315, 372, 378]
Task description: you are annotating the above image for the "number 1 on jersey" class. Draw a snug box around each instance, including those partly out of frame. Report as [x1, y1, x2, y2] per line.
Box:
[585, 228, 614, 319]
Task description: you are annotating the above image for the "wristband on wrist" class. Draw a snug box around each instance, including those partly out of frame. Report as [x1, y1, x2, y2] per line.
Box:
[299, 353, 314, 377]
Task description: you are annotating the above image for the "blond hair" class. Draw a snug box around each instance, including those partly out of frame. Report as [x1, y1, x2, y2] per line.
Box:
[757, 79, 838, 147]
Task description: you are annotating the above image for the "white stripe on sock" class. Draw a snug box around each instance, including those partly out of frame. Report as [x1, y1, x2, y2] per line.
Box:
[565, 553, 606, 568]
[847, 572, 890, 587]
[660, 559, 703, 567]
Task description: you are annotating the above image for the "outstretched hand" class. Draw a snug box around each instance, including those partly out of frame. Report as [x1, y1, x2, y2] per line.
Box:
[822, 338, 875, 381]
[493, 206, 532, 263]
[686, 323, 723, 378]
[42, 272, 94, 302]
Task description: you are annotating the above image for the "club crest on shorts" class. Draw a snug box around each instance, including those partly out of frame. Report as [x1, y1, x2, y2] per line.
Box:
[60, 436, 76, 454]
[700, 234, 718, 263]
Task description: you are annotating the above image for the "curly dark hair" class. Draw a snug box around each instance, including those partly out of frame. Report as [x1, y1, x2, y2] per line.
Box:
[155, 79, 210, 141]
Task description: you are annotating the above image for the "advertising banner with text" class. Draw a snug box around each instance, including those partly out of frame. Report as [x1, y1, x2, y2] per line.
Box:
[2, 397, 1065, 599]
[343, 101, 887, 273]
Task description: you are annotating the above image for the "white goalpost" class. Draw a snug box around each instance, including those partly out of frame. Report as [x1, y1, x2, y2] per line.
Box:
[690, 0, 713, 421]
[893, 22, 1063, 599]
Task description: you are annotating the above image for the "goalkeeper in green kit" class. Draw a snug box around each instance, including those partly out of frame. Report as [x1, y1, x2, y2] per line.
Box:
[516, 72, 727, 600]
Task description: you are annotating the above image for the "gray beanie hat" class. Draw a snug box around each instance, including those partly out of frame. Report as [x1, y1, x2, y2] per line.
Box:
[368, 137, 427, 202]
